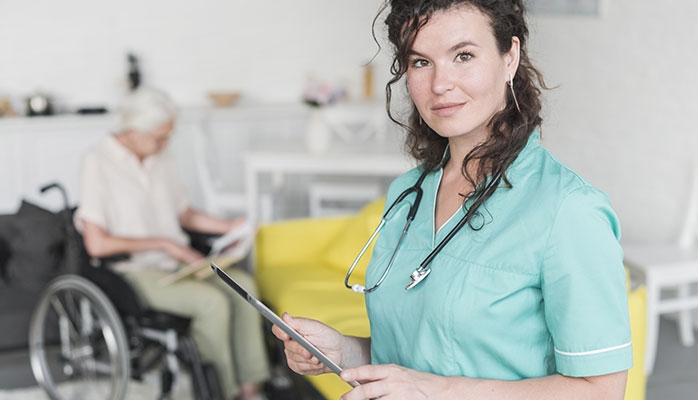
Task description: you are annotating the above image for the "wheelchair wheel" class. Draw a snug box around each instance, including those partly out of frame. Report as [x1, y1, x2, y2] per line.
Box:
[29, 275, 130, 400]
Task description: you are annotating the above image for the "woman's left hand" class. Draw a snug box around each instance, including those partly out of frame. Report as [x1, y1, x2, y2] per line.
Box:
[339, 364, 449, 400]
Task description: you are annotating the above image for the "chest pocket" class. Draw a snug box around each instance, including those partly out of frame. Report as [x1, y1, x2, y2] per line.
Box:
[422, 258, 549, 377]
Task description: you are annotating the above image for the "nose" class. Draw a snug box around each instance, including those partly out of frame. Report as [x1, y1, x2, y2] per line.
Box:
[431, 65, 455, 95]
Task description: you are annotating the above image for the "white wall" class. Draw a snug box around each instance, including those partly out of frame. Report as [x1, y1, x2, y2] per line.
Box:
[1, 0, 695, 242]
[528, 0, 698, 243]
[0, 0, 389, 109]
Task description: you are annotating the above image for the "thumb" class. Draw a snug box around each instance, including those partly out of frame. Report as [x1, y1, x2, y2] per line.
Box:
[282, 313, 323, 337]
[282, 312, 304, 331]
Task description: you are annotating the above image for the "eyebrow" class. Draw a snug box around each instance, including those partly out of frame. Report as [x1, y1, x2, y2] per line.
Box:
[408, 40, 478, 57]
[449, 40, 478, 52]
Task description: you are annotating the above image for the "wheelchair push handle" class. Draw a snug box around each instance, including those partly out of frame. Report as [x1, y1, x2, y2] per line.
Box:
[39, 182, 70, 211]
[39, 182, 62, 193]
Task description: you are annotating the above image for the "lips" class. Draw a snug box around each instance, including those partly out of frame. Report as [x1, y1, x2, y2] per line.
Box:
[431, 102, 465, 118]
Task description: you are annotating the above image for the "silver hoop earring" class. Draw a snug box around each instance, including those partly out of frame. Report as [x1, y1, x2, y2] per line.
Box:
[419, 116, 423, 126]
[509, 74, 521, 113]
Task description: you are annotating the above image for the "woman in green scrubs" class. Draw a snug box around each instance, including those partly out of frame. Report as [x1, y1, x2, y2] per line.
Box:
[273, 1, 632, 398]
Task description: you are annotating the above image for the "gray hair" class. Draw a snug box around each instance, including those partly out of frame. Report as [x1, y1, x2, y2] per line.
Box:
[116, 87, 177, 134]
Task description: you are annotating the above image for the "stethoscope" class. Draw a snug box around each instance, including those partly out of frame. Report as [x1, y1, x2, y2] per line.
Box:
[344, 165, 502, 294]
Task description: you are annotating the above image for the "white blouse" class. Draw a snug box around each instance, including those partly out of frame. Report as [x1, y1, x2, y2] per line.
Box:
[74, 135, 189, 272]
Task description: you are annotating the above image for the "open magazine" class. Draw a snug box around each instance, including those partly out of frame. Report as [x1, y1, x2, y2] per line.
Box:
[157, 219, 255, 286]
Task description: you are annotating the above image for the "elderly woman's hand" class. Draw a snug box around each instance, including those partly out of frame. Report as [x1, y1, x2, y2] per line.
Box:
[160, 239, 204, 264]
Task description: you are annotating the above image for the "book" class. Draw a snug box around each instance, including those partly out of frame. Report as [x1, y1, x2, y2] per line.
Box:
[157, 220, 255, 286]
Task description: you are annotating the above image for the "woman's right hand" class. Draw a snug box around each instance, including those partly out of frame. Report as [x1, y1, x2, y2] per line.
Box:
[272, 313, 347, 376]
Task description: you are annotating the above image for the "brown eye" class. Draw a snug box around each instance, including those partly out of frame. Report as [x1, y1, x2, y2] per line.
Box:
[410, 58, 430, 68]
[456, 52, 473, 62]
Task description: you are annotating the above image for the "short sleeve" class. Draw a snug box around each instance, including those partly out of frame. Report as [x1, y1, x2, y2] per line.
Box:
[73, 151, 108, 231]
[541, 185, 632, 377]
[161, 151, 189, 215]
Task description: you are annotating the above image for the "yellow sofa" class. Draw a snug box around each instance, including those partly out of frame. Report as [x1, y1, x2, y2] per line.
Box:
[254, 199, 647, 400]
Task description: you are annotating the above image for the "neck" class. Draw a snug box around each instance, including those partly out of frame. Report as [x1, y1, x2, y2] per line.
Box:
[447, 124, 489, 160]
[115, 131, 145, 163]
[446, 131, 489, 182]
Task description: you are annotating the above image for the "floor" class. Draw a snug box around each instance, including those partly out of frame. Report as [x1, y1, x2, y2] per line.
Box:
[1, 317, 697, 399]
[645, 317, 698, 400]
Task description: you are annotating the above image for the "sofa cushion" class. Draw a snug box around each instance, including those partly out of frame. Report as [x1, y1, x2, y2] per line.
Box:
[256, 263, 340, 308]
[275, 280, 370, 400]
[276, 280, 369, 337]
[4, 201, 65, 290]
[319, 197, 385, 280]
[256, 216, 349, 272]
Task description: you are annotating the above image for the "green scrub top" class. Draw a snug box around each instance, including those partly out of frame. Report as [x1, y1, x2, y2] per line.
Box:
[365, 131, 632, 379]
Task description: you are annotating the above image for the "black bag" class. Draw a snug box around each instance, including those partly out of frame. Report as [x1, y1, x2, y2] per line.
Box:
[0, 201, 66, 290]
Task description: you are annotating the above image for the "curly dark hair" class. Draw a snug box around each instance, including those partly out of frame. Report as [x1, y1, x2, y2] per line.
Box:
[377, 0, 547, 205]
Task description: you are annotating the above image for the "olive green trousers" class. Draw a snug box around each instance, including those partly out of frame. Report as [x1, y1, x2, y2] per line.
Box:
[123, 265, 270, 399]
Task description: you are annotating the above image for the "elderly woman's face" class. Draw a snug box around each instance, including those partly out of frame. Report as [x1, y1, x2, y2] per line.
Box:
[134, 121, 174, 157]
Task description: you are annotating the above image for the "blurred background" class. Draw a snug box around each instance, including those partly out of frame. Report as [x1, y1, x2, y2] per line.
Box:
[0, 0, 694, 242]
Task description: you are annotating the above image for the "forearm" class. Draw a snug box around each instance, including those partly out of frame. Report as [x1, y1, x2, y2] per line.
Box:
[341, 363, 627, 400]
[439, 371, 627, 400]
[84, 230, 169, 258]
[84, 234, 165, 258]
[79, 219, 165, 258]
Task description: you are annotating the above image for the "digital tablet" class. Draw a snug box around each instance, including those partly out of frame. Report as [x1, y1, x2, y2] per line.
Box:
[210, 262, 359, 387]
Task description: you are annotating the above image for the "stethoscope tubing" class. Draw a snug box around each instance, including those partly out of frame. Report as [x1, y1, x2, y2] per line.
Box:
[345, 165, 502, 293]
[411, 170, 502, 276]
[344, 219, 384, 293]
[344, 168, 428, 294]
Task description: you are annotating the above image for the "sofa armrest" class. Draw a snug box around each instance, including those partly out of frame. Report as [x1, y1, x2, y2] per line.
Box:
[255, 216, 350, 271]
[625, 285, 646, 400]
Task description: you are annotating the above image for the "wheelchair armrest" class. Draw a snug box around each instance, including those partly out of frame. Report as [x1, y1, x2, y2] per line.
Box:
[90, 253, 130, 268]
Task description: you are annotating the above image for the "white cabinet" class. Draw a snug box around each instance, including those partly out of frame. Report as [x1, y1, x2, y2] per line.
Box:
[0, 115, 113, 213]
[0, 102, 407, 219]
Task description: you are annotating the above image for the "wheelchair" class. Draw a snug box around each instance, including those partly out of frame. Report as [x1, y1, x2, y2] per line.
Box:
[27, 183, 223, 400]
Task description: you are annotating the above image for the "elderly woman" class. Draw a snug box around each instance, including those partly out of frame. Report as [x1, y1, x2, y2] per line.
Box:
[75, 87, 269, 400]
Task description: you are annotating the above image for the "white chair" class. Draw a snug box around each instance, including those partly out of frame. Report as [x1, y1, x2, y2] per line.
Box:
[322, 101, 387, 144]
[623, 164, 698, 375]
[191, 124, 246, 218]
[306, 101, 388, 218]
[308, 181, 382, 218]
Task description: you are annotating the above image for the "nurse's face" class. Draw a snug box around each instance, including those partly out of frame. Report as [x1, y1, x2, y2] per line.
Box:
[406, 5, 519, 145]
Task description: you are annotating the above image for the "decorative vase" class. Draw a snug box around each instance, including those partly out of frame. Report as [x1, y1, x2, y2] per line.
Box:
[305, 108, 331, 154]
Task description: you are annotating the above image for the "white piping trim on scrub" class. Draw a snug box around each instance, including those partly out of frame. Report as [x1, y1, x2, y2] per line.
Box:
[554, 341, 632, 357]
[433, 169, 460, 240]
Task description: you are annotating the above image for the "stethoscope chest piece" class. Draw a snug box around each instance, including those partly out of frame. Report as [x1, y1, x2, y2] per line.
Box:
[405, 267, 431, 290]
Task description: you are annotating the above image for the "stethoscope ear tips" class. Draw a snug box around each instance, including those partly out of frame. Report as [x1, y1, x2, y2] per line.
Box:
[352, 284, 366, 294]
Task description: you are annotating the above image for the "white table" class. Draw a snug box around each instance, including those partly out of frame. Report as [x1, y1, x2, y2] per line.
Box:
[243, 150, 414, 223]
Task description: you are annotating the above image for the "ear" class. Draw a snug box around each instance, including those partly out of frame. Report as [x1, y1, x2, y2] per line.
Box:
[505, 36, 521, 79]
